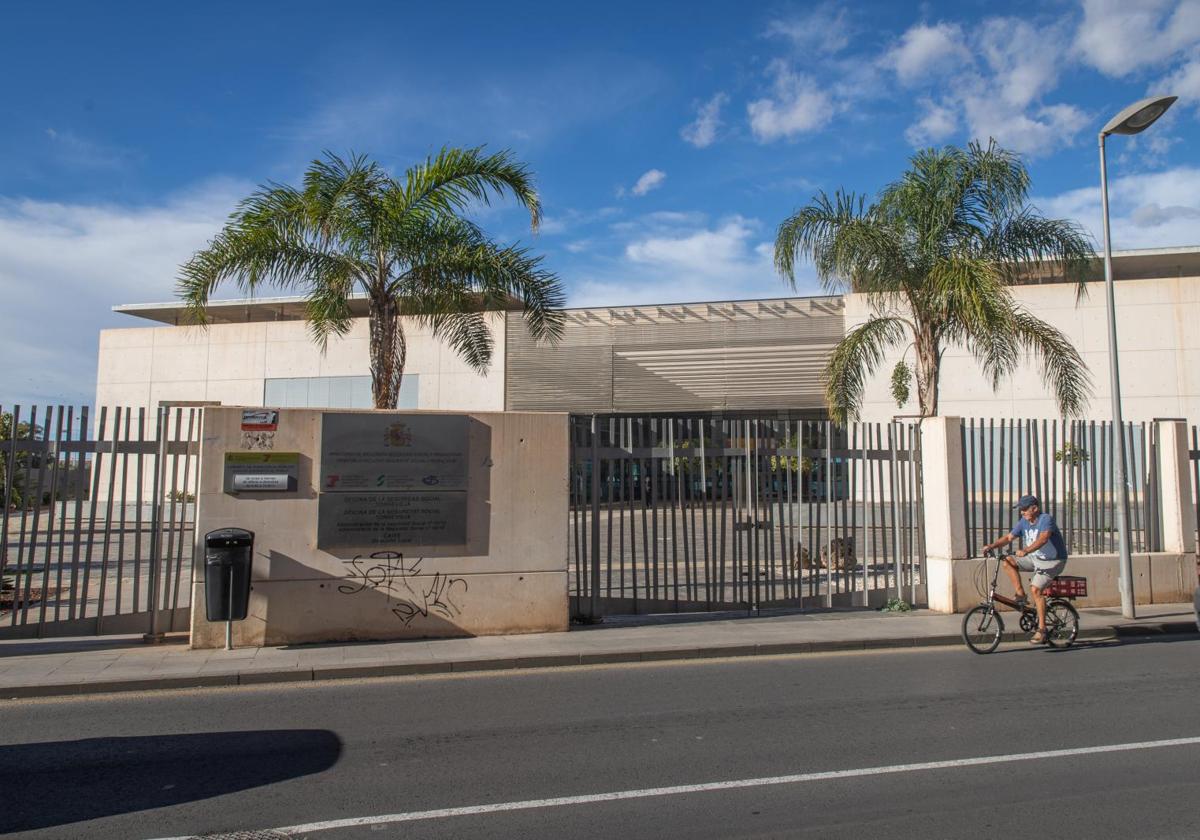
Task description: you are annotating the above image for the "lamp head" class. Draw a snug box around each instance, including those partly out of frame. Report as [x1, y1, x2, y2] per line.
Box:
[1101, 95, 1178, 136]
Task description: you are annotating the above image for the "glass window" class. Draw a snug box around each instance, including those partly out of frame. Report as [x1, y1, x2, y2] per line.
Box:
[397, 375, 419, 409]
[263, 378, 288, 406]
[261, 375, 415, 409]
[283, 377, 309, 407]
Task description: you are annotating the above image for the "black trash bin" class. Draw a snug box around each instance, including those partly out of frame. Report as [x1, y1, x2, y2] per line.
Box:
[204, 528, 254, 622]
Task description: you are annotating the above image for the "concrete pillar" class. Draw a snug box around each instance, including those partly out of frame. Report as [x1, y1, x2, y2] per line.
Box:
[920, 416, 969, 613]
[1156, 420, 1197, 556]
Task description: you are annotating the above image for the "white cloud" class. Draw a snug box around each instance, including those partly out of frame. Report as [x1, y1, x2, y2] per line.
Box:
[681, 93, 728, 148]
[962, 98, 1090, 157]
[625, 216, 760, 272]
[885, 16, 1090, 156]
[566, 213, 821, 308]
[977, 18, 1068, 108]
[1035, 165, 1200, 249]
[747, 61, 834, 143]
[43, 128, 135, 171]
[883, 22, 970, 86]
[1156, 58, 1200, 104]
[1074, 0, 1200, 77]
[0, 180, 251, 405]
[537, 205, 623, 235]
[906, 98, 959, 146]
[628, 169, 667, 197]
[765, 4, 853, 55]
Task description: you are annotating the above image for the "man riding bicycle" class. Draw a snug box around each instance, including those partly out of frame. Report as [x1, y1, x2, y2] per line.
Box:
[981, 494, 1068, 644]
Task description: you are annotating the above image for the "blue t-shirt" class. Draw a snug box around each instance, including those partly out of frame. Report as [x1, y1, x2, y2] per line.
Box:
[1011, 513, 1068, 561]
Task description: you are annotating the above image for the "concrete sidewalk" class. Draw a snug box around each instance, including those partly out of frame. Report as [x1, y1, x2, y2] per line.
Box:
[1, 604, 1195, 700]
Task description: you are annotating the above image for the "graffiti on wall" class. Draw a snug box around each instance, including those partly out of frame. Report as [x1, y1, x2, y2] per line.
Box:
[337, 551, 468, 626]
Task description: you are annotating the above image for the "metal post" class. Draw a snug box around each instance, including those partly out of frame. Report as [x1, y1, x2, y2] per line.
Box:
[143, 407, 169, 643]
[1100, 134, 1137, 619]
[589, 414, 601, 621]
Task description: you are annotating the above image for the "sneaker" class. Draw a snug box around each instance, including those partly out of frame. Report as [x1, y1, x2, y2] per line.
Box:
[1012, 594, 1029, 610]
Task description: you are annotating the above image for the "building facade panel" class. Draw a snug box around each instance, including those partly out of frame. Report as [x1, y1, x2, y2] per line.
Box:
[96, 313, 506, 413]
[849, 272, 1200, 423]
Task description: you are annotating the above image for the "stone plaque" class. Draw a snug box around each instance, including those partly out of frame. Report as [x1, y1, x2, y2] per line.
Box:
[317, 492, 468, 548]
[320, 414, 468, 492]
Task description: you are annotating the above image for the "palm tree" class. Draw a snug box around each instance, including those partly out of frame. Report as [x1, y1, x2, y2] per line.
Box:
[774, 141, 1096, 424]
[179, 148, 565, 408]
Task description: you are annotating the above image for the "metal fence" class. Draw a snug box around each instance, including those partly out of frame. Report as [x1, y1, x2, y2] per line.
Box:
[960, 418, 1161, 557]
[1, 404, 200, 639]
[569, 414, 925, 618]
[1191, 424, 1199, 550]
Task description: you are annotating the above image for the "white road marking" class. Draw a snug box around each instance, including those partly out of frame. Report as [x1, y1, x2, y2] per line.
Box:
[153, 735, 1200, 838]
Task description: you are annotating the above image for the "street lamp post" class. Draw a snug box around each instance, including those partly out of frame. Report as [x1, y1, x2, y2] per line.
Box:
[1098, 95, 1177, 620]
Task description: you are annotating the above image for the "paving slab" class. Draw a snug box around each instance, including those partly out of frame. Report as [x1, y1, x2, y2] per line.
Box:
[0, 603, 1194, 699]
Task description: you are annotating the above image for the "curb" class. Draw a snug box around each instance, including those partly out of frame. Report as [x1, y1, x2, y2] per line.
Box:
[3, 624, 1195, 701]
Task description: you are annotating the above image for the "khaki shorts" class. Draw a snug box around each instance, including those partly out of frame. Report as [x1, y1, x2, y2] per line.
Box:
[1015, 555, 1066, 589]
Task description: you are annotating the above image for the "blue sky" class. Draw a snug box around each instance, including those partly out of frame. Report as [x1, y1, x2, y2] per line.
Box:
[1, 0, 1198, 405]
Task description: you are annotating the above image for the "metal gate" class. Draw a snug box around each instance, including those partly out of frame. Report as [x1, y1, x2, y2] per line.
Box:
[1, 404, 201, 639]
[569, 414, 925, 619]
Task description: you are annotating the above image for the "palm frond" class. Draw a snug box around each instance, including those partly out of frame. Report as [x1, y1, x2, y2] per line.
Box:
[399, 146, 541, 231]
[774, 190, 904, 293]
[176, 169, 378, 325]
[987, 210, 1097, 299]
[1010, 310, 1093, 417]
[304, 269, 357, 350]
[823, 316, 910, 425]
[400, 217, 565, 344]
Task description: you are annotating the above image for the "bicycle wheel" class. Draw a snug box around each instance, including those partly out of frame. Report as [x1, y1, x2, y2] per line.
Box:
[962, 605, 1004, 654]
[1044, 599, 1079, 648]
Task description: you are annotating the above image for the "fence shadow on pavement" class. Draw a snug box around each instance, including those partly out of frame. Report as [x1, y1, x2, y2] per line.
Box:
[986, 633, 1199, 656]
[0, 729, 342, 834]
[0, 632, 189, 659]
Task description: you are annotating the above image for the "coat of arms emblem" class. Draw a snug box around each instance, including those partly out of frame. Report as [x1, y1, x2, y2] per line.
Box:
[382, 422, 414, 448]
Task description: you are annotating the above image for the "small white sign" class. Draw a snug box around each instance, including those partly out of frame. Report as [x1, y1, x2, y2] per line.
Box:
[232, 473, 290, 492]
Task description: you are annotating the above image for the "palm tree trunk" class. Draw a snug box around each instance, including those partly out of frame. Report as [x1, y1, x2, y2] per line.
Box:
[368, 295, 406, 409]
[915, 330, 940, 417]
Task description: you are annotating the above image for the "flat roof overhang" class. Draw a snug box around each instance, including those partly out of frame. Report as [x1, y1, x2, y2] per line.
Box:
[113, 246, 1200, 326]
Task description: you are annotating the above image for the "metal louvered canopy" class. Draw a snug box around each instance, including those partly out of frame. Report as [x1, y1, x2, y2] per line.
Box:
[505, 295, 844, 413]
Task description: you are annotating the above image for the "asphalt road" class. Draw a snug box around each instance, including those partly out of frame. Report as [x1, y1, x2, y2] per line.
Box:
[2, 636, 1198, 839]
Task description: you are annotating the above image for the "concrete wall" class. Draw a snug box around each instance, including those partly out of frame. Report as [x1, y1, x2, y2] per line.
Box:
[189, 406, 568, 648]
[935, 551, 1195, 613]
[848, 275, 1200, 423]
[96, 313, 506, 413]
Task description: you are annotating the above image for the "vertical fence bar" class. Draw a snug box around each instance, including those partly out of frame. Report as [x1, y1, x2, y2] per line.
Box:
[66, 407, 88, 622]
[589, 414, 600, 619]
[79, 408, 107, 621]
[51, 407, 73, 624]
[169, 409, 197, 624]
[604, 420, 614, 601]
[912, 422, 926, 603]
[97, 408, 122, 629]
[160, 410, 180, 619]
[145, 407, 167, 639]
[641, 419, 653, 606]
[961, 419, 973, 556]
[24, 407, 53, 629]
[13, 407, 38, 626]
[1, 406, 19, 626]
[857, 422, 868, 605]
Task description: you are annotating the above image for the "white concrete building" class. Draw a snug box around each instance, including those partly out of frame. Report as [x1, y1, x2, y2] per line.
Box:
[851, 247, 1200, 424]
[96, 246, 1200, 424]
[97, 302, 507, 414]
